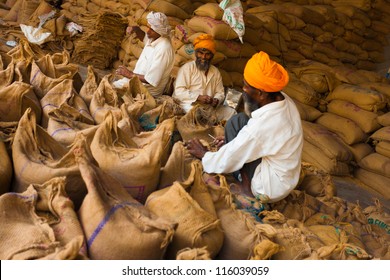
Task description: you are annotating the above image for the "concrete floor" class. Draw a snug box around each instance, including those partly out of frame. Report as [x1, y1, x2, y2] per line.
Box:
[333, 176, 390, 213]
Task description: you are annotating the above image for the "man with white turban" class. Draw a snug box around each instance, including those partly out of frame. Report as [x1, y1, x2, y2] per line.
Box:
[172, 34, 235, 121]
[187, 51, 303, 203]
[116, 12, 174, 97]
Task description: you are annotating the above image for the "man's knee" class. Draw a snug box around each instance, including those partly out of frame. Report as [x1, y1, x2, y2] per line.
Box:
[225, 113, 249, 142]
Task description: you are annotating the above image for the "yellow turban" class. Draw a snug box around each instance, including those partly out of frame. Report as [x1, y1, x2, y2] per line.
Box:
[243, 51, 289, 92]
[193, 34, 216, 54]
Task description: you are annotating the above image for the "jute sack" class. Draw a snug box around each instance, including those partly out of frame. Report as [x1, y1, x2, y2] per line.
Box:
[348, 142, 374, 163]
[289, 60, 340, 93]
[359, 82, 390, 104]
[302, 140, 351, 176]
[217, 58, 248, 74]
[194, 3, 223, 20]
[89, 74, 122, 124]
[176, 247, 212, 260]
[302, 121, 353, 162]
[30, 53, 79, 99]
[0, 183, 84, 260]
[175, 24, 196, 44]
[176, 104, 224, 142]
[0, 58, 22, 89]
[90, 113, 174, 203]
[375, 141, 390, 158]
[292, 98, 322, 122]
[149, 0, 190, 20]
[358, 153, 390, 178]
[7, 39, 37, 64]
[327, 100, 381, 134]
[359, 224, 390, 259]
[146, 177, 223, 259]
[369, 126, 390, 142]
[331, 65, 371, 85]
[250, 239, 281, 260]
[204, 174, 279, 260]
[75, 140, 175, 260]
[283, 78, 320, 107]
[315, 112, 368, 145]
[297, 162, 336, 198]
[187, 16, 238, 40]
[159, 141, 194, 190]
[0, 141, 12, 195]
[363, 199, 390, 238]
[40, 79, 93, 128]
[214, 40, 257, 58]
[46, 106, 98, 147]
[327, 84, 387, 112]
[79, 65, 100, 107]
[0, 81, 41, 123]
[12, 109, 88, 210]
[354, 168, 390, 200]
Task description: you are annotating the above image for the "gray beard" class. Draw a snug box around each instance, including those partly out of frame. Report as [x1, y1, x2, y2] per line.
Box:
[243, 93, 259, 117]
[195, 58, 211, 72]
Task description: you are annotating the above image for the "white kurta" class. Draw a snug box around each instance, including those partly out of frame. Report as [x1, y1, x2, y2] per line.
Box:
[202, 92, 303, 202]
[172, 61, 225, 112]
[133, 36, 174, 97]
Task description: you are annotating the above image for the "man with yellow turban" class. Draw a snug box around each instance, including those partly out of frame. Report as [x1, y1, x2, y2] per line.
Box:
[172, 34, 235, 121]
[115, 12, 174, 97]
[187, 51, 303, 203]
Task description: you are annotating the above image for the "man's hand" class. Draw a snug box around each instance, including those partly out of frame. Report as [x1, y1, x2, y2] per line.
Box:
[211, 98, 219, 107]
[116, 65, 133, 79]
[187, 138, 208, 159]
[212, 136, 225, 149]
[197, 95, 213, 104]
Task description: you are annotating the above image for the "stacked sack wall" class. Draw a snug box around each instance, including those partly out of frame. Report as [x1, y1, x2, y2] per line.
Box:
[1, 0, 390, 260]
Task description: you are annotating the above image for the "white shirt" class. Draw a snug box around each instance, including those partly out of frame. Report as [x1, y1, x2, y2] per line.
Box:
[133, 36, 174, 97]
[172, 61, 225, 112]
[202, 92, 303, 202]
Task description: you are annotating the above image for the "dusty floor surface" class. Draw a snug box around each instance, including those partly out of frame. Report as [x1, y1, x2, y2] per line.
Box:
[333, 176, 389, 213]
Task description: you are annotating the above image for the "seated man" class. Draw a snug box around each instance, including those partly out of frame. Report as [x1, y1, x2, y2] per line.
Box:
[187, 51, 303, 203]
[172, 34, 235, 121]
[115, 11, 174, 98]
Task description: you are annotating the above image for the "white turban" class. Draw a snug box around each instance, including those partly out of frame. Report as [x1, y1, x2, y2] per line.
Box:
[146, 12, 171, 37]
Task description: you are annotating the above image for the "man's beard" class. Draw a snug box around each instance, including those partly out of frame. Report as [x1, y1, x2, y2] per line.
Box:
[243, 93, 259, 117]
[195, 57, 211, 72]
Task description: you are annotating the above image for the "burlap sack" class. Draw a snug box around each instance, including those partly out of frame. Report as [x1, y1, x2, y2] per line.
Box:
[297, 162, 336, 198]
[149, 0, 190, 20]
[375, 141, 390, 158]
[90, 113, 173, 203]
[0, 81, 41, 123]
[46, 106, 98, 147]
[315, 112, 368, 145]
[377, 112, 390, 127]
[217, 57, 248, 74]
[327, 100, 381, 134]
[250, 239, 281, 260]
[359, 82, 390, 103]
[0, 182, 85, 260]
[360, 224, 390, 259]
[79, 65, 100, 107]
[283, 78, 320, 107]
[146, 181, 223, 259]
[0, 57, 22, 88]
[354, 168, 390, 200]
[363, 199, 390, 239]
[74, 140, 175, 260]
[89, 74, 122, 124]
[327, 84, 387, 112]
[359, 153, 390, 178]
[187, 16, 238, 40]
[159, 141, 194, 190]
[0, 141, 12, 195]
[12, 109, 88, 210]
[302, 121, 353, 162]
[348, 142, 374, 163]
[30, 53, 79, 99]
[175, 24, 196, 44]
[176, 247, 212, 260]
[176, 105, 224, 142]
[370, 126, 390, 142]
[194, 3, 223, 19]
[215, 40, 257, 58]
[40, 79, 93, 128]
[302, 140, 351, 176]
[204, 173, 278, 260]
[243, 27, 272, 46]
[292, 98, 322, 122]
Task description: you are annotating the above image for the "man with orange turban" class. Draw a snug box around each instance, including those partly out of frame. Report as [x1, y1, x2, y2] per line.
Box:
[172, 34, 235, 121]
[187, 51, 303, 203]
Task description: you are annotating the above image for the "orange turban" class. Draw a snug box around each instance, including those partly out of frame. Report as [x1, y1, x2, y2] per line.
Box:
[244, 51, 289, 92]
[193, 34, 216, 54]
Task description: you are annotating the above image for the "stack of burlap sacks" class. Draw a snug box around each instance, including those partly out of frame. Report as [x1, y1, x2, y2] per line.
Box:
[1, 39, 389, 260]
